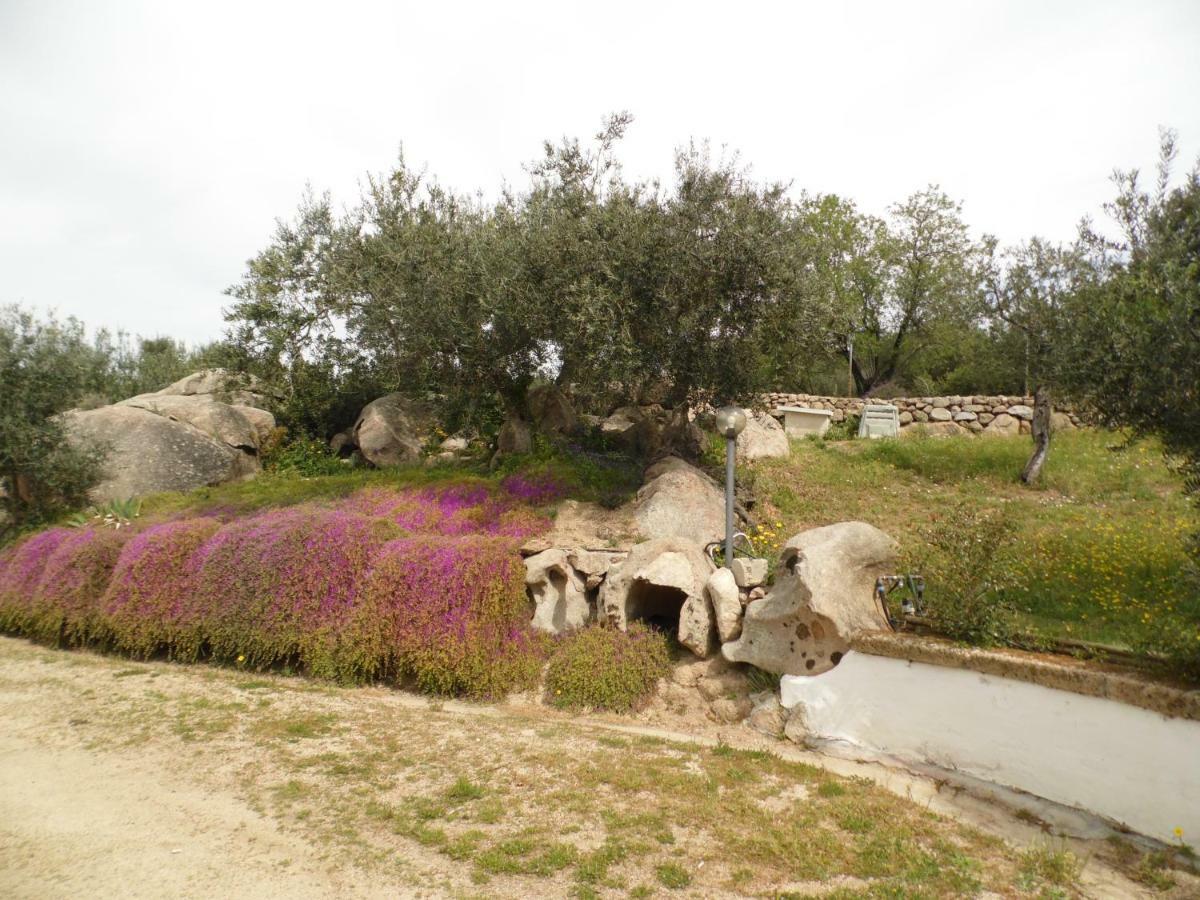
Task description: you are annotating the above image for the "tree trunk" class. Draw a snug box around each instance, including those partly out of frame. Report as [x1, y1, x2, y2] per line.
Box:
[1021, 386, 1052, 485]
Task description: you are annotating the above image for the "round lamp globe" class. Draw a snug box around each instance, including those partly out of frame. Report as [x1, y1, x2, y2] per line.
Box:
[715, 406, 747, 439]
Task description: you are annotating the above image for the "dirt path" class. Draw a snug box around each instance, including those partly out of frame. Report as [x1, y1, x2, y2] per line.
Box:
[0, 737, 396, 899]
[0, 637, 1187, 899]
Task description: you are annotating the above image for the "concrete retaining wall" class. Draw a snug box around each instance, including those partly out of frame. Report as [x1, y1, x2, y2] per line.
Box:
[781, 651, 1200, 849]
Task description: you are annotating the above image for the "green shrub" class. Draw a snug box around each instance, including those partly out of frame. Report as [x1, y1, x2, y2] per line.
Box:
[262, 431, 349, 477]
[1131, 612, 1200, 684]
[545, 623, 671, 712]
[907, 505, 1018, 645]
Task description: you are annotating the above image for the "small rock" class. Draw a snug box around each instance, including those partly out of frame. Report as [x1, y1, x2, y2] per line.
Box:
[710, 697, 754, 723]
[748, 586, 766, 601]
[440, 436, 469, 452]
[783, 705, 808, 744]
[678, 592, 717, 658]
[1008, 404, 1034, 420]
[730, 557, 768, 589]
[707, 568, 743, 643]
[746, 692, 787, 738]
[928, 407, 952, 422]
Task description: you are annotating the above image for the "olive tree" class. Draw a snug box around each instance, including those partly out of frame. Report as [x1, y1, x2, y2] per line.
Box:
[0, 307, 106, 534]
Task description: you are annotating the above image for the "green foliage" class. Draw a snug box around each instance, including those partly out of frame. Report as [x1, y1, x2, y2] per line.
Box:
[545, 623, 672, 712]
[261, 430, 349, 477]
[225, 116, 841, 439]
[1017, 841, 1082, 892]
[67, 498, 142, 530]
[0, 307, 108, 534]
[489, 437, 641, 509]
[1057, 132, 1200, 558]
[906, 506, 1019, 645]
[654, 861, 692, 889]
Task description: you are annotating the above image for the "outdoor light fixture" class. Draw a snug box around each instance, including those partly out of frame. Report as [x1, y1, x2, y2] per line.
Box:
[715, 405, 747, 569]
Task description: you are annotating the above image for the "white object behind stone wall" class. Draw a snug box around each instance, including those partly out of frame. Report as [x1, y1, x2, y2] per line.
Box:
[775, 406, 833, 438]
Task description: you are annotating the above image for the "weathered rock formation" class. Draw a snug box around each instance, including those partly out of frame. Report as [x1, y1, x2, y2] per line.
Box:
[722, 522, 896, 676]
[61, 371, 278, 503]
[63, 404, 257, 503]
[632, 457, 725, 548]
[599, 537, 716, 657]
[525, 548, 590, 634]
[152, 369, 280, 410]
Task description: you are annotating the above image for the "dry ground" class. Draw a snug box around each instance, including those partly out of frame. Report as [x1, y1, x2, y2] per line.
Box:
[0, 637, 1193, 899]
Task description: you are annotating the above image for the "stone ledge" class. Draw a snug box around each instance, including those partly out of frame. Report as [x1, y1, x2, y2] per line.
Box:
[850, 631, 1200, 722]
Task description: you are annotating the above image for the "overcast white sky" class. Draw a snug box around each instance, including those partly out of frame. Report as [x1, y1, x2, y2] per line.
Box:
[2, 0, 1198, 344]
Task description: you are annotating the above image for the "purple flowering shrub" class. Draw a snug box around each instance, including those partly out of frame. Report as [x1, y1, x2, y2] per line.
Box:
[99, 518, 222, 658]
[0, 528, 75, 634]
[500, 472, 567, 506]
[0, 474, 558, 697]
[347, 535, 545, 697]
[343, 483, 550, 539]
[26, 527, 130, 645]
[181, 506, 400, 675]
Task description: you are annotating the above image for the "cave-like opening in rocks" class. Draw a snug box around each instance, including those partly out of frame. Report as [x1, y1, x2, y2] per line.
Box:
[627, 579, 687, 635]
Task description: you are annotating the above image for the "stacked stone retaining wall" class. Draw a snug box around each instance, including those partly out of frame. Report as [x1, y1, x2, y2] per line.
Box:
[763, 393, 1086, 437]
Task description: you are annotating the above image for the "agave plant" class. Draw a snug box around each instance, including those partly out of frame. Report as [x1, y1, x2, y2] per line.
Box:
[68, 498, 142, 530]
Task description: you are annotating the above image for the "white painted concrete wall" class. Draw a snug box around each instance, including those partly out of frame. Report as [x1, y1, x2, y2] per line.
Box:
[781, 652, 1200, 849]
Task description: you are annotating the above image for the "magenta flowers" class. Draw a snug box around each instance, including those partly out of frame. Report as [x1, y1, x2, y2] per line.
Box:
[0, 477, 552, 696]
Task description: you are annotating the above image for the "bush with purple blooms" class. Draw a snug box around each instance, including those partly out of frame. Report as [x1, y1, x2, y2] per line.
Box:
[26, 527, 129, 645]
[0, 478, 555, 697]
[348, 534, 545, 697]
[179, 506, 401, 675]
[545, 623, 672, 712]
[344, 482, 551, 539]
[99, 518, 221, 658]
[0, 528, 75, 634]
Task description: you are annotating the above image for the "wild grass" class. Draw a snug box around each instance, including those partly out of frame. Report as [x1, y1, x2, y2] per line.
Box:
[751, 429, 1199, 662]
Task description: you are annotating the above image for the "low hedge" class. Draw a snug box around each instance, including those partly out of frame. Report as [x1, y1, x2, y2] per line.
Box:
[0, 483, 552, 697]
[348, 534, 545, 698]
[545, 623, 672, 712]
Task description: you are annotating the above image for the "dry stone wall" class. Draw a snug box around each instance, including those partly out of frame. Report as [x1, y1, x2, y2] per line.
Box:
[763, 393, 1086, 437]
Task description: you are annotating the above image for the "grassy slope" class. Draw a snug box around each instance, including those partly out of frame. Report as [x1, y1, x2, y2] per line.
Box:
[749, 429, 1198, 650]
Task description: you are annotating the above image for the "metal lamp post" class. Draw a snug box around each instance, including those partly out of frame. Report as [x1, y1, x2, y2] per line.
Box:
[714, 405, 747, 569]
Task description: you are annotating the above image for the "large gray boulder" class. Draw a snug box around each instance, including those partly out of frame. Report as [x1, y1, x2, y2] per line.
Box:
[119, 394, 266, 454]
[722, 522, 895, 676]
[152, 369, 279, 410]
[599, 537, 716, 657]
[62, 405, 248, 503]
[352, 394, 427, 466]
[983, 413, 1020, 437]
[736, 412, 790, 461]
[632, 457, 724, 549]
[495, 417, 533, 456]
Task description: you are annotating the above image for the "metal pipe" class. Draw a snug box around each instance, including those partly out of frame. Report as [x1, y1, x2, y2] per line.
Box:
[725, 435, 735, 568]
